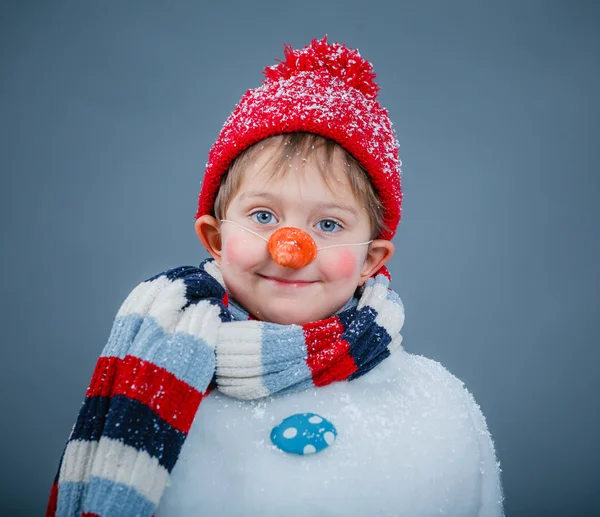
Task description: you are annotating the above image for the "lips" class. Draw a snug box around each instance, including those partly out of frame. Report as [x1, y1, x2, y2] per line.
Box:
[258, 274, 317, 286]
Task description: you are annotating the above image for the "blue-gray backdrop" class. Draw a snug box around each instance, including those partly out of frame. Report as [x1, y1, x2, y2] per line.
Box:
[1, 1, 598, 516]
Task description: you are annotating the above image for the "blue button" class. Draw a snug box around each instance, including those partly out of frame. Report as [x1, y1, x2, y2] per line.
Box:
[270, 413, 337, 455]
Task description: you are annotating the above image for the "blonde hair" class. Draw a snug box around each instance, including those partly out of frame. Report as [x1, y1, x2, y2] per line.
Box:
[213, 133, 387, 239]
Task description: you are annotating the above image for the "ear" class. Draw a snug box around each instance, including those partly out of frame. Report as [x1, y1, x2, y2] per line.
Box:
[358, 239, 395, 285]
[195, 215, 222, 264]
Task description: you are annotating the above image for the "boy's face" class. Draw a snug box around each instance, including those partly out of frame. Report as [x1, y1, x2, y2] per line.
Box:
[197, 145, 393, 325]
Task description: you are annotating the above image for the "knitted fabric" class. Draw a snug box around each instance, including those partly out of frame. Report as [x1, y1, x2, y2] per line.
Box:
[196, 36, 402, 241]
[47, 259, 405, 517]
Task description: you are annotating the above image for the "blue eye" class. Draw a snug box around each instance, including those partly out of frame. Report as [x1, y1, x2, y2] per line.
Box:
[317, 219, 342, 233]
[251, 211, 277, 225]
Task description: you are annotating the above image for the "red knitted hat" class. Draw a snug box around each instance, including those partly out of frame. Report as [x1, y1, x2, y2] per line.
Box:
[196, 36, 402, 241]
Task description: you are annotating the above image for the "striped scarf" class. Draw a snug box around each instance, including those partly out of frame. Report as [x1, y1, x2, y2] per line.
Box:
[47, 259, 405, 517]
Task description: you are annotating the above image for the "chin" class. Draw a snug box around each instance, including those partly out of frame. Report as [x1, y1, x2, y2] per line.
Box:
[263, 311, 312, 325]
[258, 305, 328, 325]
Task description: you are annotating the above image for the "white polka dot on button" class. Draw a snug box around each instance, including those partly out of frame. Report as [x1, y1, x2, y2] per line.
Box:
[324, 431, 335, 445]
[282, 427, 297, 439]
[308, 415, 323, 424]
[303, 444, 317, 454]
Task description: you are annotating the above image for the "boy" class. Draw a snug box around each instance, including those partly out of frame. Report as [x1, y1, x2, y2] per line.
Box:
[48, 37, 504, 517]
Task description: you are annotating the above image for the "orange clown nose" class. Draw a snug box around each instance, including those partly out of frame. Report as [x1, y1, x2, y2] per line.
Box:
[267, 227, 318, 269]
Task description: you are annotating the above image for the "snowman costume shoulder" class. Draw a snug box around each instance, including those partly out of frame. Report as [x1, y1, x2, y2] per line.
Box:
[157, 347, 504, 517]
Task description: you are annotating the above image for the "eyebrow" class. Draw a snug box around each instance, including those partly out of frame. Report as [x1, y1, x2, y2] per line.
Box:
[314, 202, 358, 215]
[238, 192, 358, 216]
[238, 191, 278, 202]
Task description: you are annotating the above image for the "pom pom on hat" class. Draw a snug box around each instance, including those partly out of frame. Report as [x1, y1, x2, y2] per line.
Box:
[197, 36, 402, 242]
[264, 36, 380, 99]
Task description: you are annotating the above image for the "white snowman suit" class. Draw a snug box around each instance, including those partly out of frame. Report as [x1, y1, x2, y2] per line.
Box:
[157, 345, 504, 517]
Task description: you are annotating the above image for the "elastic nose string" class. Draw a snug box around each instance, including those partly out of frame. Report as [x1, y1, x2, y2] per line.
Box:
[317, 240, 374, 250]
[220, 220, 269, 242]
[219, 220, 373, 250]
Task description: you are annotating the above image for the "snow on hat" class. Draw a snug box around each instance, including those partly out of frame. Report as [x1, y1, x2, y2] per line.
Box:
[196, 36, 402, 241]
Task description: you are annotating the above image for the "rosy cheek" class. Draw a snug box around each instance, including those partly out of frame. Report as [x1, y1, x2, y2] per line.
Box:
[222, 233, 264, 267]
[222, 235, 244, 265]
[329, 249, 359, 279]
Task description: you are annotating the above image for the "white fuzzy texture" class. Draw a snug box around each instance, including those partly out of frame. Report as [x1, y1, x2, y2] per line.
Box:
[216, 322, 264, 376]
[375, 296, 405, 340]
[146, 279, 188, 333]
[216, 376, 270, 400]
[215, 322, 269, 398]
[357, 277, 389, 311]
[59, 439, 99, 483]
[89, 437, 168, 506]
[202, 259, 226, 289]
[116, 276, 172, 319]
[386, 332, 404, 354]
[176, 299, 222, 349]
[116, 275, 189, 333]
[59, 438, 168, 505]
[157, 349, 504, 517]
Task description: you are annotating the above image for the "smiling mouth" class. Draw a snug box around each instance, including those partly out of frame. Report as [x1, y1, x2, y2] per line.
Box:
[258, 274, 317, 287]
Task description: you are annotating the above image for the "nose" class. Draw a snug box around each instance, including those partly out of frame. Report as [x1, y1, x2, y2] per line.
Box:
[268, 227, 318, 269]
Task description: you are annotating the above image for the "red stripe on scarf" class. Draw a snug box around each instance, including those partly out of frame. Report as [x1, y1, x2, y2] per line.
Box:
[45, 482, 58, 517]
[87, 355, 203, 433]
[303, 316, 358, 386]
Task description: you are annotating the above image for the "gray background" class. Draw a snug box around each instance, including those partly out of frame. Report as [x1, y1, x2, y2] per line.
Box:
[1, 1, 598, 516]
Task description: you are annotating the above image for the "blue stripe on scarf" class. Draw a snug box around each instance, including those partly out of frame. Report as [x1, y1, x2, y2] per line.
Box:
[387, 288, 403, 306]
[277, 378, 315, 395]
[71, 395, 110, 442]
[261, 324, 308, 368]
[178, 270, 230, 316]
[70, 396, 184, 472]
[56, 481, 86, 517]
[148, 265, 231, 319]
[103, 314, 144, 358]
[338, 305, 392, 379]
[84, 476, 154, 517]
[103, 314, 215, 392]
[348, 348, 391, 380]
[261, 324, 312, 393]
[48, 260, 405, 517]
